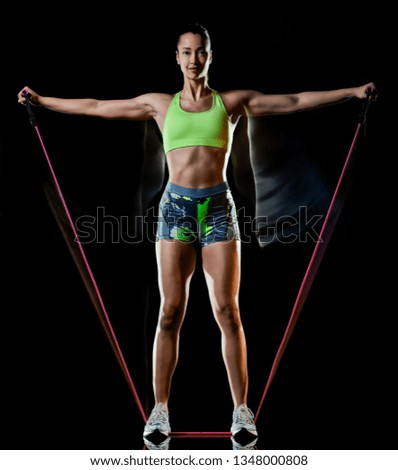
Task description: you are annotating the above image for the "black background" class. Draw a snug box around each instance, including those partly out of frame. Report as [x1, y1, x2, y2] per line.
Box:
[0, 4, 395, 450]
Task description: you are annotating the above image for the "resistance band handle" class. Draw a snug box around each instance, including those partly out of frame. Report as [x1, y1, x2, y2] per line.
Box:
[358, 85, 377, 125]
[22, 90, 38, 127]
[365, 84, 378, 98]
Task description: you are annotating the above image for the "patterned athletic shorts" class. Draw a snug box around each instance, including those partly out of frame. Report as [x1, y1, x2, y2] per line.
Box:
[156, 181, 240, 247]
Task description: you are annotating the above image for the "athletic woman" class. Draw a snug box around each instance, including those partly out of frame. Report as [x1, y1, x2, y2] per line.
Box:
[17, 22, 376, 442]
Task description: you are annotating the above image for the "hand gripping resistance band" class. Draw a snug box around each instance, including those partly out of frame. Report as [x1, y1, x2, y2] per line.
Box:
[22, 90, 147, 423]
[254, 85, 378, 422]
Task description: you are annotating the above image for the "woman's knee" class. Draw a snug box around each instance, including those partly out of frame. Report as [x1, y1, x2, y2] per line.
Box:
[214, 301, 241, 331]
[158, 299, 184, 332]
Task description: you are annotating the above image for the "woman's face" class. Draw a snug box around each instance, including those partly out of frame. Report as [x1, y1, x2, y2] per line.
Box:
[176, 32, 212, 81]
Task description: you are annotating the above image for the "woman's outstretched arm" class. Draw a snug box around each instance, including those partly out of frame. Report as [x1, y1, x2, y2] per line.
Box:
[17, 86, 170, 121]
[225, 82, 377, 118]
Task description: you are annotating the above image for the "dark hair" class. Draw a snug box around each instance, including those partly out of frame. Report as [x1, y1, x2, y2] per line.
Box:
[176, 22, 211, 48]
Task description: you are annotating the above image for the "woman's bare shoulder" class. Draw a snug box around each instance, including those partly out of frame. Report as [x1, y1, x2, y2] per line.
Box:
[219, 90, 254, 117]
[141, 92, 175, 102]
[220, 89, 257, 102]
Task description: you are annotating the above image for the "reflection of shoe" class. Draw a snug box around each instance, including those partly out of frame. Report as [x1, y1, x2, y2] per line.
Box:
[143, 403, 171, 437]
[231, 404, 258, 437]
[144, 436, 171, 450]
[231, 436, 258, 450]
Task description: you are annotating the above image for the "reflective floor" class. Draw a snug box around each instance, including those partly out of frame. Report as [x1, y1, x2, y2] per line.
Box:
[141, 435, 258, 451]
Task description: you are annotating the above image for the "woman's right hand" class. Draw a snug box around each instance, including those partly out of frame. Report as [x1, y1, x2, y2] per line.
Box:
[17, 86, 40, 106]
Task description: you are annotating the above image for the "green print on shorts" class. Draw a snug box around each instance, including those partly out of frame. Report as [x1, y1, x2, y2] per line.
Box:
[198, 197, 213, 238]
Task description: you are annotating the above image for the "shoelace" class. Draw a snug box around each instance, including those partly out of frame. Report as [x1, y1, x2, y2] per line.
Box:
[148, 406, 169, 426]
[235, 406, 254, 424]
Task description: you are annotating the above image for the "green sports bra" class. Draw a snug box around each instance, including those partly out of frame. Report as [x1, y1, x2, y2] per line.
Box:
[162, 89, 232, 154]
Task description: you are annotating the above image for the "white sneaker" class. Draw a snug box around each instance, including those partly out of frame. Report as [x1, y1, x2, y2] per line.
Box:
[230, 404, 258, 437]
[143, 403, 171, 437]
